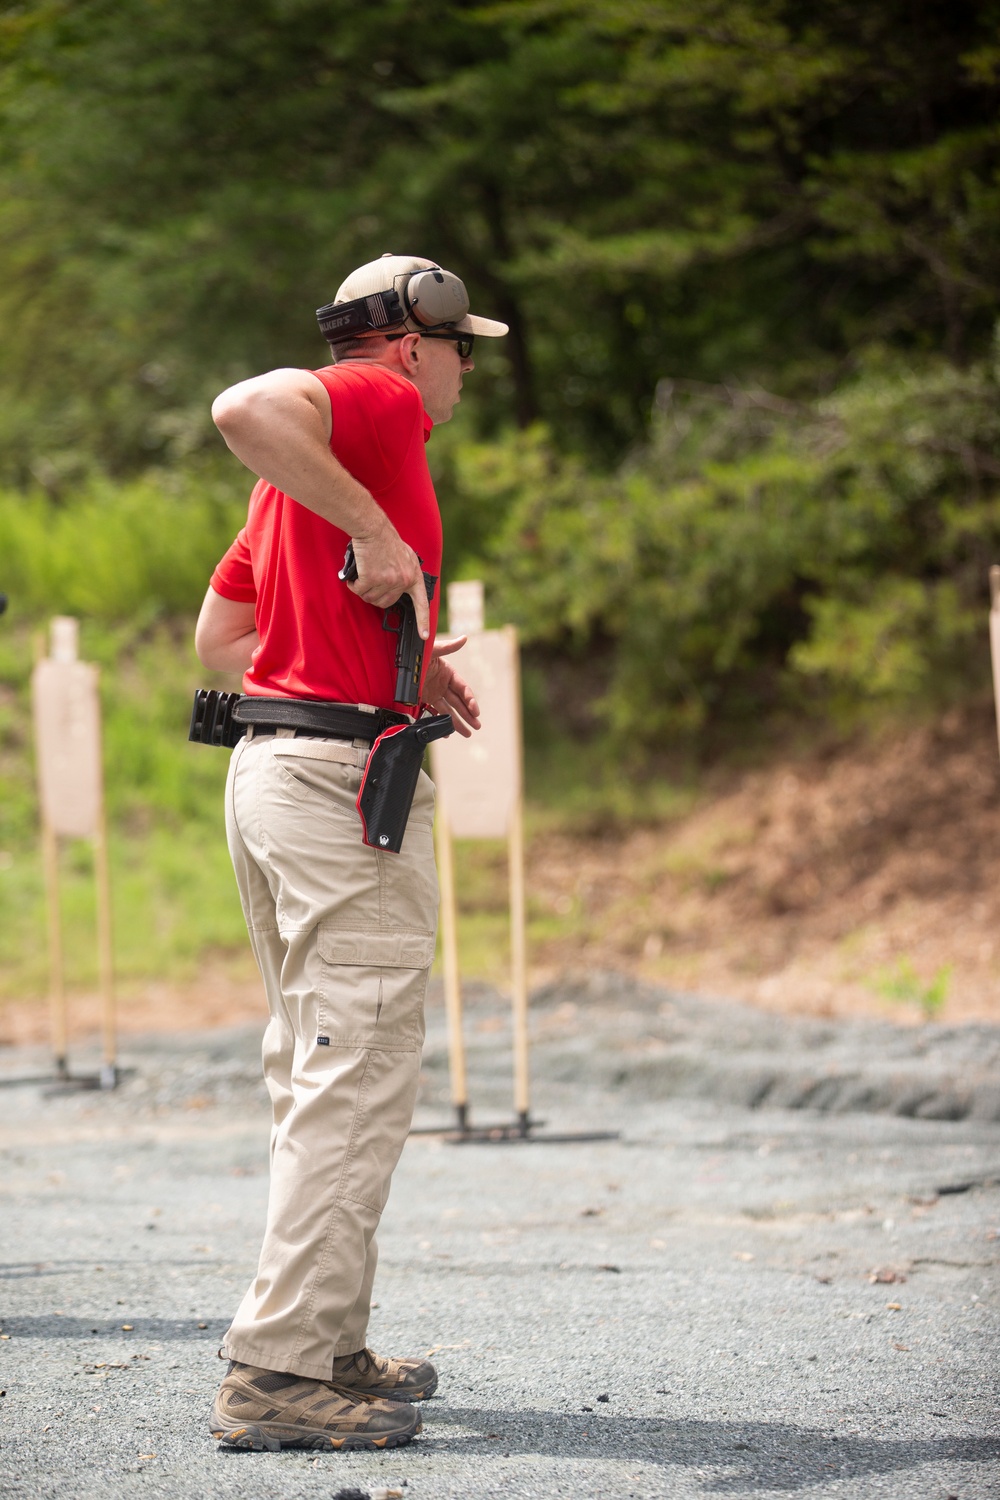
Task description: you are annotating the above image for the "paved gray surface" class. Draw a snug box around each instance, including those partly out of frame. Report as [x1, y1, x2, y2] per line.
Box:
[1, 977, 999, 1499]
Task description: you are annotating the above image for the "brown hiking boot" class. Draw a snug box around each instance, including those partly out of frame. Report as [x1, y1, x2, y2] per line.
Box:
[330, 1346, 439, 1402]
[209, 1361, 421, 1451]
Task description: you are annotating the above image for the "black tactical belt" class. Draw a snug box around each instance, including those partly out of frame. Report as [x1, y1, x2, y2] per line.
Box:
[234, 695, 410, 740]
[188, 689, 410, 749]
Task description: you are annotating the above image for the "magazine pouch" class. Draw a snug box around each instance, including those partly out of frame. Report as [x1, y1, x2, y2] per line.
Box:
[188, 688, 245, 747]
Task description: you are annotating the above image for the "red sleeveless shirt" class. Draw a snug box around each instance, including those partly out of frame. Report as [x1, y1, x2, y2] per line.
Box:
[211, 363, 441, 709]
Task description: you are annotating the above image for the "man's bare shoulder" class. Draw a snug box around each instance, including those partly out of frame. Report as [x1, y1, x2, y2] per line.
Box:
[215, 366, 329, 406]
[211, 368, 333, 444]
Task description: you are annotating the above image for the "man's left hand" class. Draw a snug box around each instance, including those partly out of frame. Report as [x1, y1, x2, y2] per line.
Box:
[423, 637, 481, 737]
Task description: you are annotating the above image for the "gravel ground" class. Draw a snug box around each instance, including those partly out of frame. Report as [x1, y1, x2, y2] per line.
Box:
[1, 976, 999, 1499]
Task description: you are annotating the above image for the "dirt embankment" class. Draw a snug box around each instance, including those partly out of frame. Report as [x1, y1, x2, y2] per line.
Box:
[529, 702, 1000, 1024]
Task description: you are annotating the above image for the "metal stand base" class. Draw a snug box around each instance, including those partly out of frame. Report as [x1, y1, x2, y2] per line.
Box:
[0, 1049, 125, 1093]
[0, 1071, 125, 1094]
[42, 1065, 126, 1097]
[410, 1105, 619, 1145]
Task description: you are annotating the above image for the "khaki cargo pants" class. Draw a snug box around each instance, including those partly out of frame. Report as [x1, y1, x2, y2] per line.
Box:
[221, 728, 438, 1380]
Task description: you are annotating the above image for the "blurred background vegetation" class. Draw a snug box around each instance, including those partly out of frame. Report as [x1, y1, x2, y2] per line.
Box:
[1, 0, 1000, 996]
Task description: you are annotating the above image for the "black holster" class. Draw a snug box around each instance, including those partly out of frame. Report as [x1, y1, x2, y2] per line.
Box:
[357, 714, 455, 853]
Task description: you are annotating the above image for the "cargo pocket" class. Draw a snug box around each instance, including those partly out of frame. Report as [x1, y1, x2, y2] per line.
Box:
[316, 927, 434, 1050]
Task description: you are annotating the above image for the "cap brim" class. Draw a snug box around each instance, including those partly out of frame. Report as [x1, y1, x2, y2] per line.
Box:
[455, 314, 508, 337]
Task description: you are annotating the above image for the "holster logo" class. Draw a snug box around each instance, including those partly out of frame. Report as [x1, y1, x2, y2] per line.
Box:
[379, 834, 390, 846]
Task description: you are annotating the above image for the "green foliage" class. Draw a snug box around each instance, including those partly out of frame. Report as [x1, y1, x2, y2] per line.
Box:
[791, 581, 973, 703]
[0, 0, 997, 884]
[0, 616, 248, 998]
[0, 471, 246, 621]
[0, 827, 247, 997]
[461, 352, 1000, 745]
[872, 958, 952, 1020]
[1, 0, 999, 480]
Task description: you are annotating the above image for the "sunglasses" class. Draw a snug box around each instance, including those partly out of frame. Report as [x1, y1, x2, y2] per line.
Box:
[420, 331, 475, 359]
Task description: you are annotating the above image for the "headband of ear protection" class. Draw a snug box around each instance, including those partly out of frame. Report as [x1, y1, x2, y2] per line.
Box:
[316, 268, 469, 343]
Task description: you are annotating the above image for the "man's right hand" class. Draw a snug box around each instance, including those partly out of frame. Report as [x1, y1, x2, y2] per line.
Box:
[347, 515, 430, 639]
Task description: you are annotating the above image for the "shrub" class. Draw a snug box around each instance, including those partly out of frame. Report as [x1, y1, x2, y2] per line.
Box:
[461, 352, 1000, 747]
[0, 470, 246, 623]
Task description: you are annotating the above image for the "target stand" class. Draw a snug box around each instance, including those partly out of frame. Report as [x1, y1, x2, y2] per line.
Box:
[30, 617, 119, 1092]
[416, 583, 618, 1148]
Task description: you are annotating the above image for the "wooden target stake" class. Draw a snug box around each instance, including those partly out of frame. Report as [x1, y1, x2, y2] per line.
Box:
[990, 565, 1000, 759]
[434, 798, 469, 1131]
[506, 637, 530, 1133]
[424, 588, 616, 1144]
[41, 814, 68, 1078]
[93, 801, 117, 1089]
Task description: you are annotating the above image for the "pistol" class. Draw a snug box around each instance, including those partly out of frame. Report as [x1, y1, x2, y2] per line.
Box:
[339, 543, 437, 706]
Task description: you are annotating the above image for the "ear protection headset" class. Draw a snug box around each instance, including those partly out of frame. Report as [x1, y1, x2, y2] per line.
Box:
[316, 268, 469, 343]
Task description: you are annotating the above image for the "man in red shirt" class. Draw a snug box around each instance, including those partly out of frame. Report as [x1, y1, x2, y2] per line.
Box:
[195, 254, 506, 1452]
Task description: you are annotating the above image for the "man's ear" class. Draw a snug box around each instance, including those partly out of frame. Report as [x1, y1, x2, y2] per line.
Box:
[400, 332, 422, 368]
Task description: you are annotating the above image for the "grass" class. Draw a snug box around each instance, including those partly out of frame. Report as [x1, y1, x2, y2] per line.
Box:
[0, 456, 704, 1011]
[0, 602, 971, 1030]
[440, 837, 593, 990]
[0, 615, 247, 1001]
[870, 958, 952, 1021]
[1, 612, 678, 1010]
[0, 830, 246, 996]
[523, 735, 699, 838]
[0, 472, 246, 624]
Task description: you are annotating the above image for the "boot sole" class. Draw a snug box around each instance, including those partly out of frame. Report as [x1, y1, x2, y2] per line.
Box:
[210, 1413, 421, 1452]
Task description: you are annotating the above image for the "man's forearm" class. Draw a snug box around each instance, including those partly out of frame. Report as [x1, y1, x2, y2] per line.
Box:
[195, 588, 260, 673]
[199, 630, 259, 674]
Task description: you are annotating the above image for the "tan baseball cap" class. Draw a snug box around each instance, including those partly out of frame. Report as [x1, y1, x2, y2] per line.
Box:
[332, 253, 508, 337]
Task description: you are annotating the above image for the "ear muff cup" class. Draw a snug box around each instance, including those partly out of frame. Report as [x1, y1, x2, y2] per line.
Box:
[404, 269, 469, 328]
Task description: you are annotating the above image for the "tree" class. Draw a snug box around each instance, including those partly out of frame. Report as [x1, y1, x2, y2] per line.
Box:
[1, 0, 998, 478]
